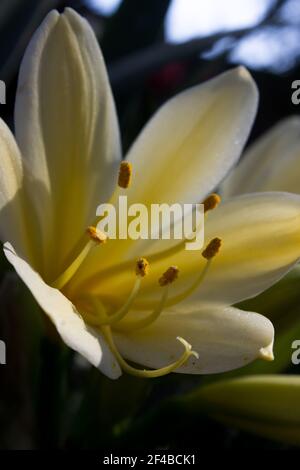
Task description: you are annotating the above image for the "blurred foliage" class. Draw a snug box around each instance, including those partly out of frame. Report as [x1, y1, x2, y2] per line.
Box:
[0, 273, 43, 449]
[179, 375, 300, 447]
[0, 0, 62, 83]
[0, 0, 300, 450]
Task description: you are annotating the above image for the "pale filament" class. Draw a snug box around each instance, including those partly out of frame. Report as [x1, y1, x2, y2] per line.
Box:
[52, 240, 95, 290]
[88, 276, 142, 326]
[132, 259, 212, 311]
[114, 285, 170, 332]
[121, 238, 221, 311]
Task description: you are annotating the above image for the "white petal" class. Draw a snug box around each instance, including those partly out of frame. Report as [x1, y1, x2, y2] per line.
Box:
[3, 242, 121, 379]
[118, 66, 258, 207]
[114, 305, 274, 374]
[221, 116, 300, 197]
[0, 119, 29, 258]
[194, 192, 300, 304]
[14, 8, 121, 279]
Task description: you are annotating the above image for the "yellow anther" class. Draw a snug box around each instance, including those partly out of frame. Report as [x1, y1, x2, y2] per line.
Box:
[87, 226, 107, 244]
[136, 257, 149, 277]
[159, 266, 179, 286]
[118, 161, 132, 188]
[203, 193, 221, 213]
[202, 237, 222, 260]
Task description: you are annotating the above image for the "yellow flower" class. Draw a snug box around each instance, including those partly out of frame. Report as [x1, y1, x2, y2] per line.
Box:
[1, 9, 300, 379]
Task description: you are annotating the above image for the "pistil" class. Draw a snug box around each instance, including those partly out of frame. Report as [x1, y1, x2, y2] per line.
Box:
[103, 328, 199, 378]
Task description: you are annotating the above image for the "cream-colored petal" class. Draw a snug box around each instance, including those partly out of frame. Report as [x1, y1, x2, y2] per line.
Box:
[75, 193, 300, 308]
[3, 242, 121, 379]
[188, 192, 300, 305]
[157, 192, 300, 307]
[114, 305, 274, 374]
[221, 116, 300, 197]
[119, 66, 258, 208]
[15, 8, 121, 280]
[0, 119, 29, 258]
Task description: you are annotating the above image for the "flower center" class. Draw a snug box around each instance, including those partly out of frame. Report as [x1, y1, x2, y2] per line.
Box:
[50, 162, 222, 377]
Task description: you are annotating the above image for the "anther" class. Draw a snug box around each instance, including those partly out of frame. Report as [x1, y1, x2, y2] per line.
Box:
[202, 237, 222, 260]
[87, 226, 107, 244]
[159, 266, 179, 286]
[136, 257, 149, 277]
[118, 161, 132, 188]
[203, 193, 221, 213]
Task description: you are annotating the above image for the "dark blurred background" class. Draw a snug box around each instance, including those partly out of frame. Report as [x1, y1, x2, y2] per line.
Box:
[0, 0, 299, 450]
[1, 0, 300, 149]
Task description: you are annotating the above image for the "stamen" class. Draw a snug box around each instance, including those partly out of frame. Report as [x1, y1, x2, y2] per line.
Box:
[134, 238, 223, 310]
[159, 266, 179, 286]
[118, 195, 218, 272]
[87, 226, 107, 244]
[165, 261, 211, 307]
[103, 326, 199, 378]
[118, 161, 132, 188]
[115, 287, 168, 331]
[136, 257, 149, 277]
[85, 258, 148, 326]
[202, 237, 222, 259]
[51, 240, 94, 290]
[116, 264, 181, 332]
[91, 277, 142, 325]
[78, 297, 107, 327]
[51, 227, 108, 290]
[203, 193, 221, 213]
[73, 196, 219, 292]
